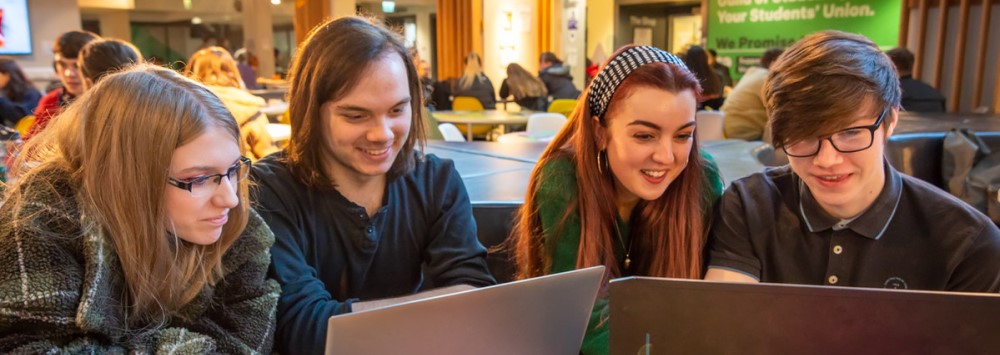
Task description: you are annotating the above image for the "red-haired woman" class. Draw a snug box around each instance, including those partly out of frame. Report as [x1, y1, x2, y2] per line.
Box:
[510, 45, 724, 354]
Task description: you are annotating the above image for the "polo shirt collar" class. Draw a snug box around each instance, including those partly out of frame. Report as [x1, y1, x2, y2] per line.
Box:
[798, 159, 903, 240]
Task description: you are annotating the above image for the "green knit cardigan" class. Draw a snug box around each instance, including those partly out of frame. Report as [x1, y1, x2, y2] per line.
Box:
[0, 171, 281, 354]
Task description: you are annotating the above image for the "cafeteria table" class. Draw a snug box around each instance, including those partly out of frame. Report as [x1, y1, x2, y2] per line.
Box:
[432, 110, 531, 141]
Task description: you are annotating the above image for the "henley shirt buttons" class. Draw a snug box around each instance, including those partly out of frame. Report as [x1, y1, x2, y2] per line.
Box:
[828, 275, 839, 284]
[366, 226, 374, 234]
[833, 245, 843, 255]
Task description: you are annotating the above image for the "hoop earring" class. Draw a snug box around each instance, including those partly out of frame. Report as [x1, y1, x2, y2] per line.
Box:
[597, 150, 607, 175]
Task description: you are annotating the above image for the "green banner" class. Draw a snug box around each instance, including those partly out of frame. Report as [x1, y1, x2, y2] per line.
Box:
[708, 0, 902, 78]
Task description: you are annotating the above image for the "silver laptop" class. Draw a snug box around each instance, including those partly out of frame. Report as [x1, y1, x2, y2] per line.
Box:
[610, 277, 1000, 354]
[326, 266, 605, 355]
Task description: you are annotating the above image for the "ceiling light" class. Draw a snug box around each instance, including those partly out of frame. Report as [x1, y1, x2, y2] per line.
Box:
[191, 16, 203, 24]
[382, 1, 396, 13]
[271, 0, 281, 4]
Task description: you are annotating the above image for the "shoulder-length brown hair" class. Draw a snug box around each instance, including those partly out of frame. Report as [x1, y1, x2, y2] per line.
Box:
[505, 63, 547, 99]
[285, 16, 426, 190]
[512, 45, 710, 280]
[0, 57, 36, 102]
[79, 38, 143, 87]
[8, 64, 249, 325]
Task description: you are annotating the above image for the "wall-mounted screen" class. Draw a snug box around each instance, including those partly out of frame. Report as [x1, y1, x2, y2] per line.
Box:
[0, 0, 31, 55]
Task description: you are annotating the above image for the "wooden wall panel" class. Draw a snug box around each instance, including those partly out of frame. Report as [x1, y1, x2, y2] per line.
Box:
[914, 0, 930, 80]
[903, 0, 998, 112]
[947, 0, 970, 112]
[972, 0, 992, 109]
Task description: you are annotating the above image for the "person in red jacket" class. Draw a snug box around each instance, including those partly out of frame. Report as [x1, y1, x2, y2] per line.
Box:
[26, 30, 98, 140]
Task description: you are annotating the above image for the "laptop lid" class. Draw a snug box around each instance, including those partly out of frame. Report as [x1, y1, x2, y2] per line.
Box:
[327, 266, 605, 355]
[610, 277, 1000, 354]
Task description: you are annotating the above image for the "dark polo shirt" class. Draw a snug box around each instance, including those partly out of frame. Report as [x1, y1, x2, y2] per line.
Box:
[708, 161, 1000, 292]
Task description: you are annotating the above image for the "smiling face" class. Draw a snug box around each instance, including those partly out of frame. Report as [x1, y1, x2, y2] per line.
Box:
[787, 101, 897, 219]
[319, 52, 412, 185]
[164, 125, 242, 245]
[598, 87, 698, 214]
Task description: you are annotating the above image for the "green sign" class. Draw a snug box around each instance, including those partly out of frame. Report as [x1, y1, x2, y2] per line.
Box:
[708, 0, 902, 78]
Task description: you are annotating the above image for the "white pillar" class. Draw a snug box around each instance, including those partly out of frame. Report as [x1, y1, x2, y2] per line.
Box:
[242, 0, 275, 79]
[561, 0, 586, 91]
[99, 10, 132, 42]
[415, 8, 433, 74]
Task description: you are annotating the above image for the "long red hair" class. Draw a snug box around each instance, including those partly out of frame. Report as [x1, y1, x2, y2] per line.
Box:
[511, 46, 710, 280]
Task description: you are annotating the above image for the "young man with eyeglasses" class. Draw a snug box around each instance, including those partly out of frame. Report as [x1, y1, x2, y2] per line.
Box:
[705, 30, 1000, 292]
[27, 30, 99, 140]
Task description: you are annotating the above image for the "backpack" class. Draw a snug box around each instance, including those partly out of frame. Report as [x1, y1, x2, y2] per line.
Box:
[942, 128, 1000, 224]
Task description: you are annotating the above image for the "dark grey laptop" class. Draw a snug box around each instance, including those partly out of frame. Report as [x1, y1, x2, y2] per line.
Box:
[610, 277, 1000, 354]
[327, 266, 605, 355]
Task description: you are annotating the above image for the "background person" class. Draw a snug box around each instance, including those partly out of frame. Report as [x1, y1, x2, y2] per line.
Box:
[885, 47, 945, 113]
[511, 45, 723, 355]
[721, 48, 785, 141]
[184, 46, 278, 161]
[0, 65, 280, 353]
[454, 51, 496, 109]
[684, 45, 725, 110]
[707, 48, 733, 91]
[28, 30, 99, 140]
[499, 62, 548, 111]
[0, 57, 41, 127]
[78, 38, 144, 90]
[538, 51, 581, 100]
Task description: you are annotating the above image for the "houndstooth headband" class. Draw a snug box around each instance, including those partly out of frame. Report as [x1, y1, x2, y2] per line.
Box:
[587, 45, 689, 119]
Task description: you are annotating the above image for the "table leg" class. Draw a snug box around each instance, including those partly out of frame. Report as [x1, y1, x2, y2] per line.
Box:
[466, 123, 473, 141]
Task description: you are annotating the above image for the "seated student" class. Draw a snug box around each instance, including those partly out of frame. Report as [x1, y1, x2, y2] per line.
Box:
[454, 51, 497, 109]
[721, 48, 784, 141]
[78, 38, 144, 90]
[0, 64, 280, 353]
[184, 46, 278, 161]
[28, 30, 99, 140]
[510, 45, 724, 355]
[251, 17, 496, 354]
[705, 31, 1000, 292]
[0, 57, 42, 127]
[885, 47, 946, 113]
[538, 51, 581, 100]
[685, 46, 725, 110]
[499, 62, 549, 111]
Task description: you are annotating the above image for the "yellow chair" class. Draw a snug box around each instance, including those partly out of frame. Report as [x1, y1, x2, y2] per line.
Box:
[14, 115, 34, 137]
[451, 96, 494, 139]
[547, 99, 577, 119]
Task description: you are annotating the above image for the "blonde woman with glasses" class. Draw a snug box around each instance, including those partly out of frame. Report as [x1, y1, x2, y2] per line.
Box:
[0, 64, 279, 353]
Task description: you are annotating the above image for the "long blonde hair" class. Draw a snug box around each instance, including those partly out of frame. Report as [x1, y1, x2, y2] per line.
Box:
[7, 64, 249, 325]
[505, 63, 547, 99]
[458, 51, 485, 91]
[183, 46, 246, 89]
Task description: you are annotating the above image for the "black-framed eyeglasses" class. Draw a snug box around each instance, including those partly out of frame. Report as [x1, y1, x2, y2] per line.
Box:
[167, 156, 251, 197]
[782, 109, 888, 158]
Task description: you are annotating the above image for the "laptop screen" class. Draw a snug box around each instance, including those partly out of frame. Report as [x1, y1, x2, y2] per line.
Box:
[610, 277, 1000, 354]
[327, 266, 605, 355]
